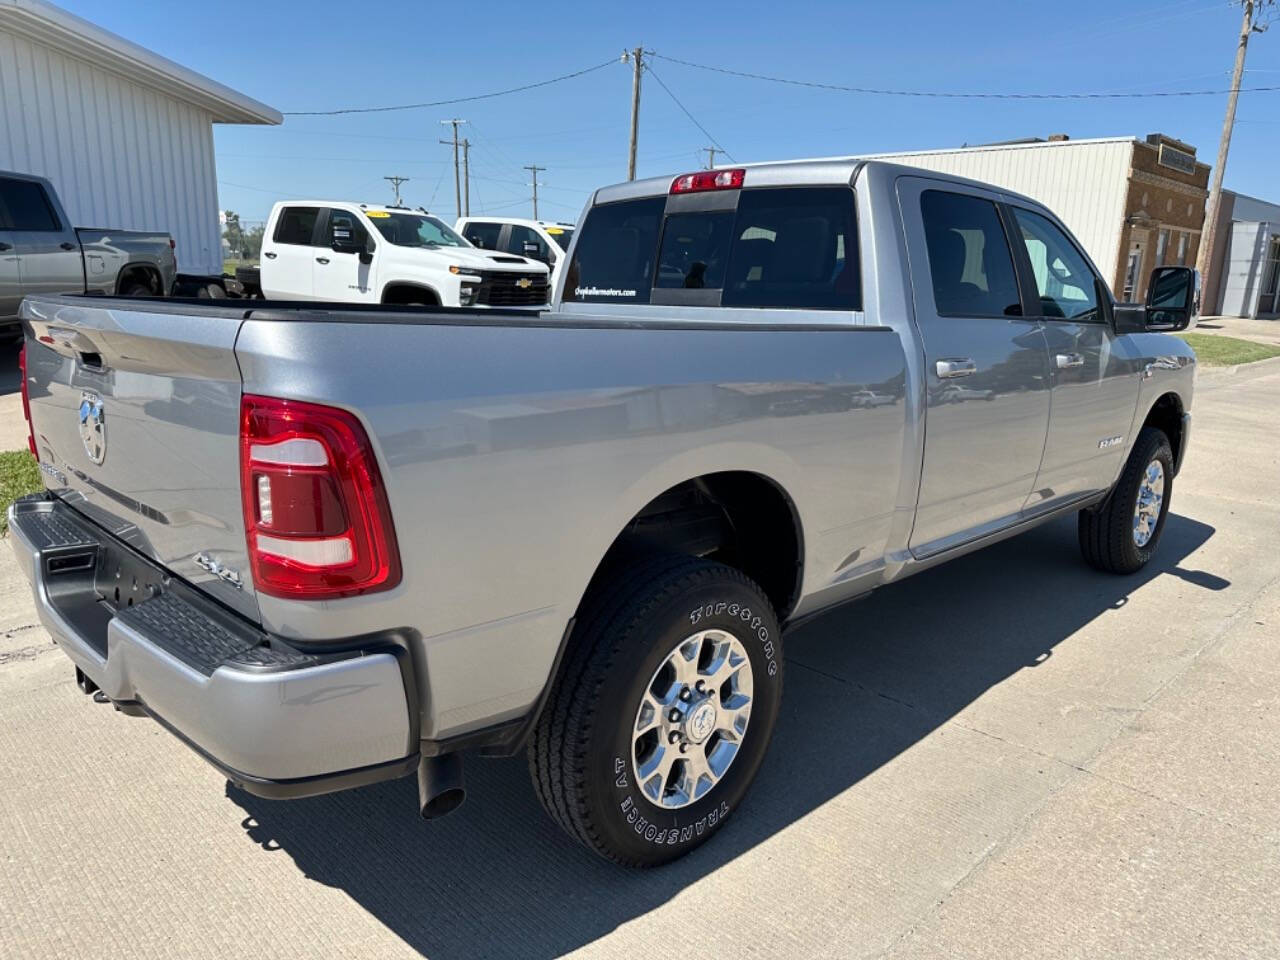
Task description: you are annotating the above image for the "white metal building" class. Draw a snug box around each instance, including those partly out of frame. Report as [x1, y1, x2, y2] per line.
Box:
[0, 0, 280, 276]
[854, 134, 1210, 302]
[1205, 190, 1280, 318]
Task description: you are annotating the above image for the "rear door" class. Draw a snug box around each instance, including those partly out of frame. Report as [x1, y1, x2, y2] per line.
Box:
[0, 175, 84, 299]
[1008, 205, 1139, 503]
[260, 205, 322, 299]
[897, 177, 1052, 556]
[312, 208, 377, 303]
[21, 299, 259, 621]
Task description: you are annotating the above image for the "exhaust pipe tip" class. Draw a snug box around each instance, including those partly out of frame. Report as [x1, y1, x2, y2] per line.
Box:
[417, 753, 465, 820]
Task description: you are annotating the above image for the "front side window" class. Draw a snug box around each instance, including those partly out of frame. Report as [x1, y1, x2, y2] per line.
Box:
[369, 212, 468, 248]
[463, 221, 502, 249]
[1012, 207, 1100, 321]
[325, 209, 371, 251]
[920, 190, 1021, 318]
[0, 178, 60, 231]
[507, 224, 552, 263]
[564, 196, 665, 303]
[274, 206, 321, 245]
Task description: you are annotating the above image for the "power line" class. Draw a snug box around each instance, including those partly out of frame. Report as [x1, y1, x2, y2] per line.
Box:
[649, 51, 1280, 99]
[645, 64, 736, 163]
[283, 59, 617, 115]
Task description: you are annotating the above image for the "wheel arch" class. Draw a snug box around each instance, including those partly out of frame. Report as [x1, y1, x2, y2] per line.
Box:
[1140, 391, 1186, 474]
[380, 281, 442, 306]
[115, 261, 162, 295]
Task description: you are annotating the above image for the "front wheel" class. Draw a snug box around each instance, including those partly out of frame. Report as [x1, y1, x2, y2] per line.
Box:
[529, 555, 783, 866]
[1079, 426, 1174, 574]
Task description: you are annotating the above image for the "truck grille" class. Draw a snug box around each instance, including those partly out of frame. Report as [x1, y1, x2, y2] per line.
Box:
[474, 271, 549, 307]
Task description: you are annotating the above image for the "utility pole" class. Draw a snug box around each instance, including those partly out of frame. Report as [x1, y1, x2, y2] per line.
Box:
[703, 147, 719, 170]
[524, 164, 545, 220]
[440, 118, 468, 219]
[624, 47, 644, 180]
[1197, 0, 1273, 292]
[462, 139, 471, 217]
[383, 176, 410, 206]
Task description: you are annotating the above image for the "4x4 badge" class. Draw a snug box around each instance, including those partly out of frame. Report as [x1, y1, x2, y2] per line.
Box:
[78, 392, 106, 465]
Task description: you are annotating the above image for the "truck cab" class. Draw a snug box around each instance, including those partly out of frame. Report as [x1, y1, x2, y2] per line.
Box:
[455, 216, 574, 292]
[259, 202, 550, 308]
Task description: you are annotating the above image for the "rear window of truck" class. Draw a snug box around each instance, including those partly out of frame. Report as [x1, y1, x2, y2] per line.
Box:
[565, 186, 860, 311]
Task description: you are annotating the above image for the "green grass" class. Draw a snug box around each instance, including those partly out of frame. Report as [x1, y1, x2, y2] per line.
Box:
[0, 450, 42, 536]
[1177, 333, 1280, 367]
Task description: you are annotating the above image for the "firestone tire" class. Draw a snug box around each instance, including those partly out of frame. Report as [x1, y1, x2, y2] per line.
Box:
[528, 555, 784, 867]
[1078, 426, 1174, 574]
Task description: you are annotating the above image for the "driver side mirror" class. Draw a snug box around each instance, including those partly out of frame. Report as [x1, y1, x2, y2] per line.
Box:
[1144, 266, 1199, 331]
[1114, 266, 1199, 334]
[330, 216, 366, 256]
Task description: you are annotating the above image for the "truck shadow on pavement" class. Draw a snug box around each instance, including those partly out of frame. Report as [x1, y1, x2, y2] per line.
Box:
[229, 511, 1221, 960]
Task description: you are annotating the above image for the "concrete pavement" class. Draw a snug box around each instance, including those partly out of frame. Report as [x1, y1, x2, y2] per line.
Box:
[1, 359, 1278, 959]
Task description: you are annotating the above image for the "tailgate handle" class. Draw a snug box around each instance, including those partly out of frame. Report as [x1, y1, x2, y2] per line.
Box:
[78, 351, 104, 371]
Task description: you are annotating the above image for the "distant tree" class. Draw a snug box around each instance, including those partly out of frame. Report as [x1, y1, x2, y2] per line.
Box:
[242, 224, 266, 261]
[222, 211, 243, 258]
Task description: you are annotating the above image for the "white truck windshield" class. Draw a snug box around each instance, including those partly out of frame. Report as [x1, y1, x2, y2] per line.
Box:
[370, 213, 468, 248]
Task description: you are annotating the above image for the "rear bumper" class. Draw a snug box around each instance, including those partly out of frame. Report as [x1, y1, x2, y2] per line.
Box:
[7, 495, 418, 798]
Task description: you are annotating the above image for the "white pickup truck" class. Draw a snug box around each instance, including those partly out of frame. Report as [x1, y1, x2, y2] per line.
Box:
[455, 216, 575, 292]
[240, 202, 550, 308]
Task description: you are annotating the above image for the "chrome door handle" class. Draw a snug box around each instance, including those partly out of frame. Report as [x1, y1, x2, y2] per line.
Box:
[263, 251, 277, 259]
[1055, 353, 1084, 369]
[936, 358, 977, 379]
[315, 257, 330, 264]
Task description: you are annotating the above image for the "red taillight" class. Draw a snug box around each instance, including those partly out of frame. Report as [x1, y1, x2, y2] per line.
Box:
[18, 343, 37, 460]
[670, 168, 745, 194]
[239, 395, 400, 599]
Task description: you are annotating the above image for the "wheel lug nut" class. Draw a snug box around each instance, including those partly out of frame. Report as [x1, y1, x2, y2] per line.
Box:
[695, 680, 705, 693]
[679, 742, 688, 753]
[668, 708, 681, 722]
[679, 687, 691, 701]
[668, 731, 680, 744]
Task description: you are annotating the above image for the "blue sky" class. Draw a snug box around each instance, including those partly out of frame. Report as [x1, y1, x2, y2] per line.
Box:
[59, 0, 1280, 225]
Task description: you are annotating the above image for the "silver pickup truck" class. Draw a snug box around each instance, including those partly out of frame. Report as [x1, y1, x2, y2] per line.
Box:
[1, 170, 177, 341]
[8, 159, 1196, 866]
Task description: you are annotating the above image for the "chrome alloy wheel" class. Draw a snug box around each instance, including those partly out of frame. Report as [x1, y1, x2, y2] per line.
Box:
[631, 629, 754, 810]
[1133, 459, 1166, 548]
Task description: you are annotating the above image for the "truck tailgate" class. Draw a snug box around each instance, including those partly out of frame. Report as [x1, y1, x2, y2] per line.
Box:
[20, 297, 258, 621]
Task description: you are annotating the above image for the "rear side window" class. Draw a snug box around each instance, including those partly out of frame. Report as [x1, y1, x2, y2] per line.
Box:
[274, 207, 321, 245]
[565, 196, 665, 304]
[920, 190, 1021, 318]
[722, 187, 859, 310]
[0, 178, 60, 231]
[464, 221, 502, 249]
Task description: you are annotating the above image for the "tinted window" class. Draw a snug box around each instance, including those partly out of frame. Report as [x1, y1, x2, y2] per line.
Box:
[656, 212, 733, 289]
[920, 190, 1021, 318]
[507, 224, 551, 263]
[564, 196, 665, 304]
[274, 206, 321, 245]
[1013, 207, 1099, 321]
[0, 178, 60, 231]
[464, 221, 502, 249]
[326, 209, 371, 251]
[723, 187, 859, 310]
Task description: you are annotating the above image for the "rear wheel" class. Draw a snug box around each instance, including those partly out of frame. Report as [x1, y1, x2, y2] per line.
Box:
[1079, 426, 1174, 574]
[529, 555, 783, 866]
[121, 282, 152, 297]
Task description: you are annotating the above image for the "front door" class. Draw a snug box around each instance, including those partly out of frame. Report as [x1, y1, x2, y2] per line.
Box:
[899, 177, 1052, 557]
[0, 175, 83, 299]
[312, 208, 377, 302]
[1008, 205, 1139, 504]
